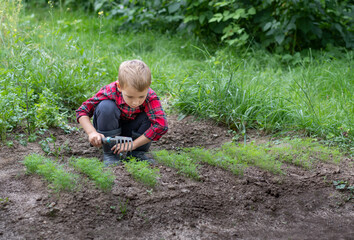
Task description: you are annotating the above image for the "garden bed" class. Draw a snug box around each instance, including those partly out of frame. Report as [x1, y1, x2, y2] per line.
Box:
[0, 115, 353, 239]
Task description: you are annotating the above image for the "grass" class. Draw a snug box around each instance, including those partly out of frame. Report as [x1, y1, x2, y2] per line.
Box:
[69, 157, 115, 191]
[0, 4, 353, 154]
[124, 158, 160, 188]
[23, 153, 78, 192]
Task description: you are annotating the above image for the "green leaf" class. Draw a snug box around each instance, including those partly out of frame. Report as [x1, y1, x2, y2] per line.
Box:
[275, 34, 285, 44]
[248, 7, 256, 15]
[209, 13, 223, 23]
[168, 2, 181, 14]
[184, 15, 198, 23]
[199, 14, 206, 24]
[263, 22, 272, 31]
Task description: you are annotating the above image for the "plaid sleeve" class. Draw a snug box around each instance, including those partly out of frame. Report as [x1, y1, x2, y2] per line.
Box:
[143, 90, 168, 141]
[75, 83, 116, 123]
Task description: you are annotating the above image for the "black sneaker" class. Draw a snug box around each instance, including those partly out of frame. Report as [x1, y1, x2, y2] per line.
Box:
[102, 144, 122, 166]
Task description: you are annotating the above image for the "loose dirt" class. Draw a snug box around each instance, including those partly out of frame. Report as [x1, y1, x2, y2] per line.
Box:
[0, 115, 353, 240]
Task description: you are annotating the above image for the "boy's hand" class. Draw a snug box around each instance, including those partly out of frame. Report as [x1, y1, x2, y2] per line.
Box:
[112, 142, 134, 155]
[89, 132, 105, 147]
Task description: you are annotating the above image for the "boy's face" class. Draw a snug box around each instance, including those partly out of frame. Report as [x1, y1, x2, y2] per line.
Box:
[117, 83, 149, 109]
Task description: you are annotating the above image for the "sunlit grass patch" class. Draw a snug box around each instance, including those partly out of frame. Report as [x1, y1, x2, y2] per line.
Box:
[153, 150, 200, 180]
[69, 157, 115, 191]
[124, 158, 160, 188]
[23, 153, 78, 192]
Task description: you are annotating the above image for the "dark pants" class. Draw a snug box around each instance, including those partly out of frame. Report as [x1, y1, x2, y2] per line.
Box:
[93, 100, 151, 151]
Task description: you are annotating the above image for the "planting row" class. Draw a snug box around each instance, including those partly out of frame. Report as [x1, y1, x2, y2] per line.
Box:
[23, 137, 342, 192]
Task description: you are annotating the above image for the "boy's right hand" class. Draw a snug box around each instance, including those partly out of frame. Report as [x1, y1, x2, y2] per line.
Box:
[88, 131, 105, 147]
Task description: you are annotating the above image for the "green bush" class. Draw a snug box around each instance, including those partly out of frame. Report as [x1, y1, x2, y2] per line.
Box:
[33, 0, 353, 51]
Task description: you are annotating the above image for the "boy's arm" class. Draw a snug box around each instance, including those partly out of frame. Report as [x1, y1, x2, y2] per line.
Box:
[78, 116, 104, 147]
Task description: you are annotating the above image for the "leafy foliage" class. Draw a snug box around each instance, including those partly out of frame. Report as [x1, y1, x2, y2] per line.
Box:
[30, 0, 354, 51]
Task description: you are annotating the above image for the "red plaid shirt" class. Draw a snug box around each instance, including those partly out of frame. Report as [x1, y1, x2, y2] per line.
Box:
[76, 82, 168, 141]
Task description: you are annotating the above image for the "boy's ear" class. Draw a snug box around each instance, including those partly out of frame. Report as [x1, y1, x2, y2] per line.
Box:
[116, 81, 122, 92]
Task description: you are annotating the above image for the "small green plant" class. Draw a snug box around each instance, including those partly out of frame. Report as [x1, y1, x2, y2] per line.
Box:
[124, 158, 160, 188]
[271, 138, 342, 169]
[333, 180, 354, 201]
[23, 153, 78, 192]
[38, 134, 62, 158]
[23, 153, 47, 173]
[70, 157, 115, 191]
[0, 197, 10, 208]
[221, 142, 283, 174]
[118, 198, 129, 220]
[153, 150, 200, 180]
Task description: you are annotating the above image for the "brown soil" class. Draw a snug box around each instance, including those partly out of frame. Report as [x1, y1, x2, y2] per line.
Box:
[1, 115, 353, 240]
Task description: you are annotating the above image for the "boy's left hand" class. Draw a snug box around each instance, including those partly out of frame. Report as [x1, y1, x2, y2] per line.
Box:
[112, 142, 134, 155]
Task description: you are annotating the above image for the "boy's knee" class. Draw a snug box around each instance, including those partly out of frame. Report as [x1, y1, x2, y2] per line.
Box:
[96, 100, 120, 116]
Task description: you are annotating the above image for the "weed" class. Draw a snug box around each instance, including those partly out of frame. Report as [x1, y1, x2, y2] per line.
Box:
[70, 157, 115, 191]
[118, 198, 129, 219]
[333, 180, 354, 202]
[124, 158, 160, 188]
[0, 197, 10, 209]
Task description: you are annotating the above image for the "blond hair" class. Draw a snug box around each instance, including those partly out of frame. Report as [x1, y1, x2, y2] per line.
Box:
[118, 60, 151, 91]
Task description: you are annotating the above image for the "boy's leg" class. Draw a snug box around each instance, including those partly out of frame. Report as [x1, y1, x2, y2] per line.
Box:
[121, 112, 151, 151]
[93, 100, 122, 165]
[121, 113, 154, 162]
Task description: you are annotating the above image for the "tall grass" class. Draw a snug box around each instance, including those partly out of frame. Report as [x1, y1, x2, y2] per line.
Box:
[1, 5, 353, 152]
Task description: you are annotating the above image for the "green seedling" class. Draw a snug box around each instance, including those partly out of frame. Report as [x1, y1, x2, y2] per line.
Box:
[271, 137, 342, 169]
[0, 197, 10, 209]
[23, 154, 78, 192]
[5, 141, 14, 147]
[333, 180, 354, 201]
[118, 199, 129, 219]
[124, 158, 160, 188]
[70, 157, 115, 191]
[23, 153, 47, 173]
[221, 142, 283, 174]
[184, 147, 248, 175]
[153, 150, 200, 180]
[112, 198, 129, 220]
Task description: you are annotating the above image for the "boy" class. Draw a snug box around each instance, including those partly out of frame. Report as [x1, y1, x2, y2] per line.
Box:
[76, 60, 168, 165]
